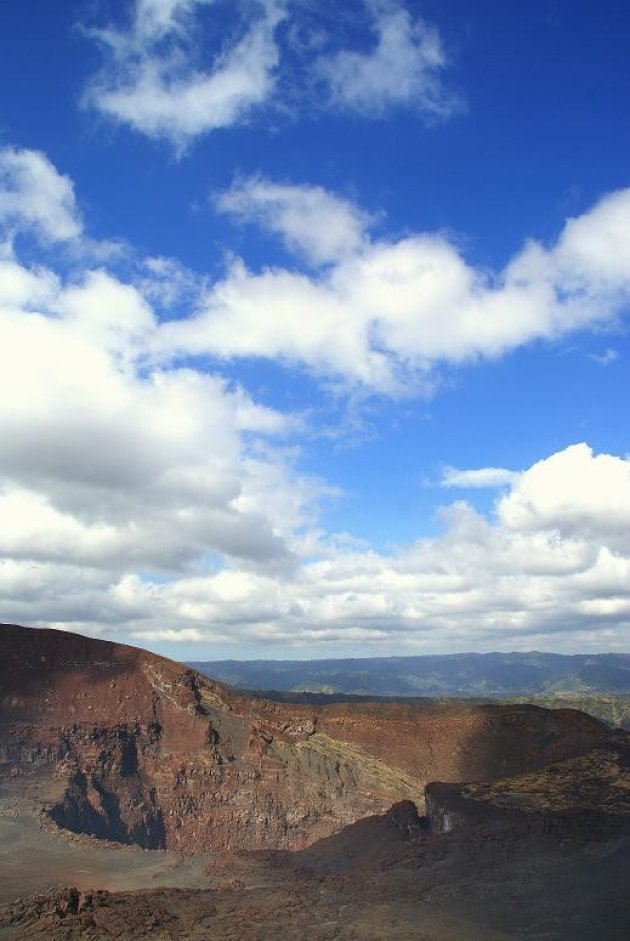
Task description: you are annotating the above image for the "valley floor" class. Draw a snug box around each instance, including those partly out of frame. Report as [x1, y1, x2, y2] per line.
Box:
[2, 770, 630, 940]
[0, 773, 208, 905]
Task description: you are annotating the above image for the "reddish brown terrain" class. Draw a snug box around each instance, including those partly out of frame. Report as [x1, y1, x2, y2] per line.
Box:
[2, 622, 630, 939]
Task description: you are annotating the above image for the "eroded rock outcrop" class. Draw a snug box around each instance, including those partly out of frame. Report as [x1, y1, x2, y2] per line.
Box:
[425, 743, 630, 840]
[0, 623, 616, 854]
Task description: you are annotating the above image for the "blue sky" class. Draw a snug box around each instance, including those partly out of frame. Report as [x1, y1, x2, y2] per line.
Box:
[0, 0, 629, 660]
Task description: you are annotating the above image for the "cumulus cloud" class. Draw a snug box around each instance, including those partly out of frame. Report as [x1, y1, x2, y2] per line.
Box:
[3, 148, 630, 655]
[0, 149, 327, 587]
[4, 435, 630, 654]
[118, 444, 630, 654]
[0, 287, 312, 571]
[159, 180, 630, 395]
[554, 187, 630, 284]
[498, 444, 630, 548]
[317, 2, 461, 119]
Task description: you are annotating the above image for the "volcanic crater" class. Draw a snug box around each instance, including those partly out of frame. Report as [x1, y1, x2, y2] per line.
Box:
[2, 623, 630, 940]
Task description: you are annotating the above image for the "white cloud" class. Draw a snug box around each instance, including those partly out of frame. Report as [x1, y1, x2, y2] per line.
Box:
[441, 466, 519, 489]
[139, 255, 204, 311]
[0, 155, 329, 580]
[498, 444, 630, 548]
[317, 3, 460, 119]
[590, 348, 618, 366]
[3, 148, 630, 655]
[555, 187, 630, 284]
[83, 0, 285, 150]
[0, 284, 313, 570]
[133, 0, 214, 40]
[80, 1, 460, 148]
[160, 181, 630, 395]
[86, 443, 630, 654]
[0, 146, 82, 242]
[5, 436, 630, 654]
[217, 176, 371, 266]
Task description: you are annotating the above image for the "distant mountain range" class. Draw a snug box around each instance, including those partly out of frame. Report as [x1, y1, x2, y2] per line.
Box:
[189, 651, 630, 698]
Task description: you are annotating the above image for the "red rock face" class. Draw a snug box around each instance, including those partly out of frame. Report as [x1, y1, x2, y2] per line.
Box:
[0, 624, 610, 854]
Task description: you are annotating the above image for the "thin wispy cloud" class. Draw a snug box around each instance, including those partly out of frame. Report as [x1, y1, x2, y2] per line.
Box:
[216, 176, 372, 266]
[590, 348, 619, 366]
[440, 466, 519, 489]
[82, 0, 285, 152]
[80, 0, 461, 150]
[317, 2, 462, 119]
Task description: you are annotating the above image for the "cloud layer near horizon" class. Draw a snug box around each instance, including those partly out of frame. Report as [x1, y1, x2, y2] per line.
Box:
[1, 145, 630, 654]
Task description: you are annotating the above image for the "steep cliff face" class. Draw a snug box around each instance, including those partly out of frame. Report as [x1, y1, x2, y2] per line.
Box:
[424, 781, 492, 833]
[47, 726, 166, 848]
[425, 742, 630, 839]
[0, 624, 614, 853]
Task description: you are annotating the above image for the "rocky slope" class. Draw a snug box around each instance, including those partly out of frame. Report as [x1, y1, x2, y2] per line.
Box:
[426, 740, 630, 838]
[3, 803, 630, 940]
[0, 623, 615, 854]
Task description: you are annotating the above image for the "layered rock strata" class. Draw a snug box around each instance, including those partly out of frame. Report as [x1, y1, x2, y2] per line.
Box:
[0, 623, 614, 853]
